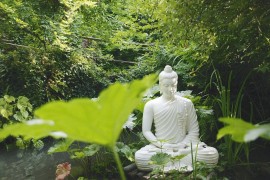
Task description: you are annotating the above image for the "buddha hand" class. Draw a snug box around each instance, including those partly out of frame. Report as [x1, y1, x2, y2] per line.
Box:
[162, 143, 187, 151]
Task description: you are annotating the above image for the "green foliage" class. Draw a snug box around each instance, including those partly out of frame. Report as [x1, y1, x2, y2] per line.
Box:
[32, 139, 44, 150]
[149, 152, 171, 179]
[0, 74, 156, 146]
[0, 95, 33, 126]
[148, 143, 189, 178]
[51, 0, 97, 51]
[115, 142, 136, 162]
[70, 144, 101, 159]
[14, 137, 44, 150]
[0, 74, 157, 180]
[245, 124, 270, 142]
[209, 70, 252, 165]
[202, 0, 270, 68]
[150, 152, 171, 167]
[210, 70, 250, 118]
[48, 139, 118, 178]
[0, 0, 112, 106]
[218, 118, 270, 142]
[0, 95, 44, 150]
[77, 177, 88, 180]
[179, 90, 217, 143]
[15, 137, 30, 149]
[0, 0, 269, 178]
[48, 139, 74, 154]
[148, 146, 220, 180]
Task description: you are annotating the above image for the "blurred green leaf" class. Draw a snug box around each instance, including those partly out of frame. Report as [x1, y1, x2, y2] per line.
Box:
[217, 118, 254, 142]
[4, 95, 15, 103]
[32, 139, 44, 150]
[0, 74, 157, 148]
[116, 142, 135, 162]
[0, 109, 9, 119]
[244, 124, 270, 142]
[21, 110, 29, 119]
[82, 144, 101, 157]
[218, 118, 270, 142]
[13, 112, 24, 122]
[71, 152, 85, 159]
[171, 154, 187, 161]
[48, 139, 74, 154]
[0, 119, 57, 140]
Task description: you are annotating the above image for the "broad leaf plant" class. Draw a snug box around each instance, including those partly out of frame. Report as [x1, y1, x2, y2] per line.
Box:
[0, 74, 157, 180]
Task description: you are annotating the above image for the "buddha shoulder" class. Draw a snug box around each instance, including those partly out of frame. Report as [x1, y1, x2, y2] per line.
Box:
[144, 97, 162, 107]
[175, 95, 193, 106]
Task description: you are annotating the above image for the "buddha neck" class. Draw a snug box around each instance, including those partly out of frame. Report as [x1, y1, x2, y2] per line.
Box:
[161, 94, 176, 102]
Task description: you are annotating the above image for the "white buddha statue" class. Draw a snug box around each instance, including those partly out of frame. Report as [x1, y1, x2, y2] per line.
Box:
[135, 65, 219, 171]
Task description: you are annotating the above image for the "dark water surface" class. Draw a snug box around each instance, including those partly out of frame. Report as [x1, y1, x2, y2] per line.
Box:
[0, 145, 71, 180]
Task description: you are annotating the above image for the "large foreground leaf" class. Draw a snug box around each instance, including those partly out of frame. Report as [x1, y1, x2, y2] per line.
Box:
[217, 118, 270, 142]
[244, 124, 270, 142]
[0, 74, 157, 148]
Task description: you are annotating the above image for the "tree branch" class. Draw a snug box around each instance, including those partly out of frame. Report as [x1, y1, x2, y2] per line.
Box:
[109, 59, 136, 64]
[1, 41, 39, 50]
[81, 36, 102, 41]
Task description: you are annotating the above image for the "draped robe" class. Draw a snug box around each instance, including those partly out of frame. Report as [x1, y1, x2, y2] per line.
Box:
[153, 96, 199, 144]
[135, 96, 219, 171]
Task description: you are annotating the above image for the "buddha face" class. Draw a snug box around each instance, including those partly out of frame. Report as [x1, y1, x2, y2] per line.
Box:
[160, 78, 177, 99]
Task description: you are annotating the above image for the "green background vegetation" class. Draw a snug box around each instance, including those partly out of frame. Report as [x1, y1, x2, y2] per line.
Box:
[0, 0, 269, 179]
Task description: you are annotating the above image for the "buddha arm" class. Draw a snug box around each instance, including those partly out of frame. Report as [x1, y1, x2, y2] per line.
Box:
[142, 101, 161, 148]
[182, 101, 200, 144]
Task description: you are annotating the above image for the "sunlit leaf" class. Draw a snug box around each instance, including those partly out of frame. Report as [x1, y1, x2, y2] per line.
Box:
[48, 139, 74, 154]
[0, 119, 57, 140]
[69, 144, 101, 159]
[0, 109, 9, 119]
[217, 118, 270, 142]
[149, 152, 171, 165]
[116, 142, 135, 162]
[21, 110, 29, 118]
[82, 144, 101, 157]
[13, 112, 24, 122]
[244, 124, 270, 142]
[217, 118, 254, 142]
[0, 75, 157, 148]
[32, 139, 44, 150]
[71, 152, 85, 159]
[4, 95, 15, 103]
[171, 154, 187, 161]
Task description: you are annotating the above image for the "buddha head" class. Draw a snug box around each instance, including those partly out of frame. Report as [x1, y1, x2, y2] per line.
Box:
[159, 65, 178, 99]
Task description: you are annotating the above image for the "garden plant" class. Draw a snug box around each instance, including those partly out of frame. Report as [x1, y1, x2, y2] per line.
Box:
[0, 0, 269, 179]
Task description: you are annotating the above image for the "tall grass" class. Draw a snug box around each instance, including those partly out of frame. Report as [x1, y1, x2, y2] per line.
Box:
[210, 69, 252, 165]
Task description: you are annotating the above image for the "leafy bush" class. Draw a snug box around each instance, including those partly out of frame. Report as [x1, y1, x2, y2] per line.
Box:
[0, 74, 157, 180]
[0, 95, 44, 150]
[0, 95, 33, 127]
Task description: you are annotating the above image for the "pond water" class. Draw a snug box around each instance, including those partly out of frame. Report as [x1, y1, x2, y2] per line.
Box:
[0, 143, 71, 180]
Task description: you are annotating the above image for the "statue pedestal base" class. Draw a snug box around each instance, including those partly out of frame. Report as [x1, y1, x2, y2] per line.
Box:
[124, 163, 217, 179]
[135, 144, 219, 172]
